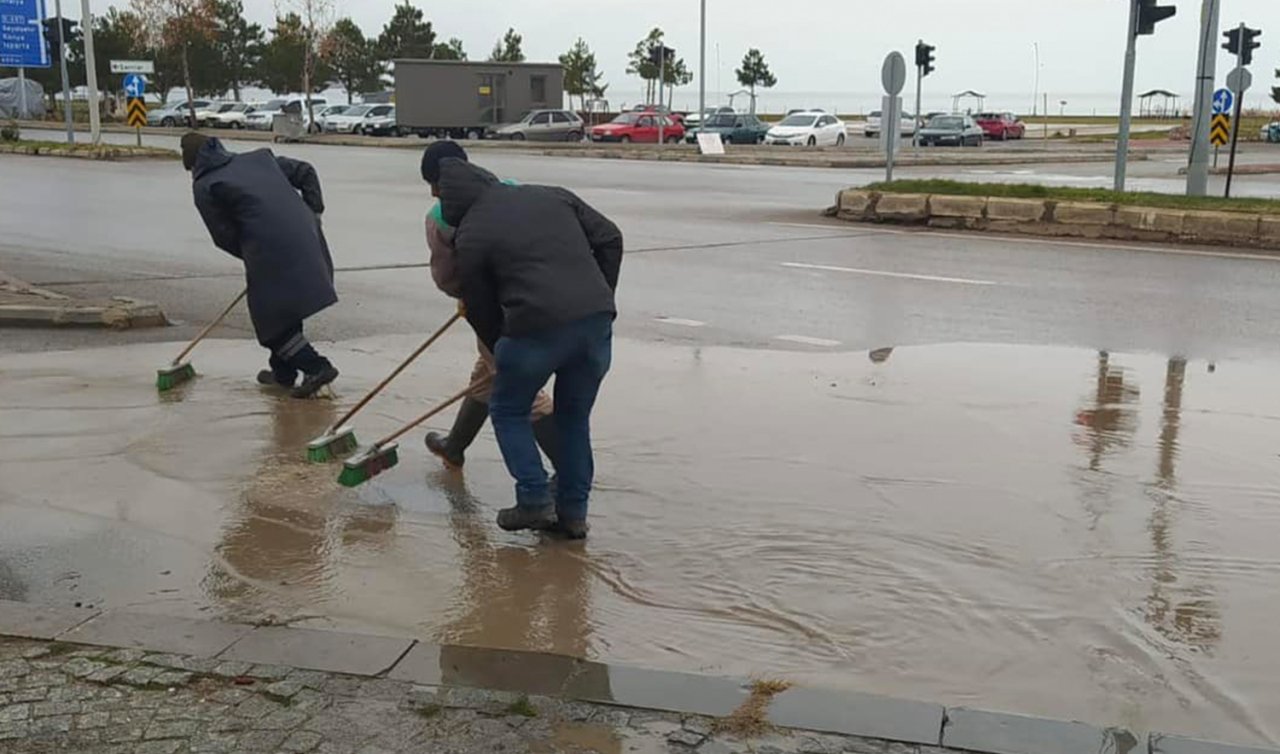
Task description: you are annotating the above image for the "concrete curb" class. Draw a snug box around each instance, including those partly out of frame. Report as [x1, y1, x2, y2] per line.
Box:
[0, 141, 177, 161]
[0, 270, 168, 329]
[0, 599, 1274, 754]
[833, 189, 1280, 251]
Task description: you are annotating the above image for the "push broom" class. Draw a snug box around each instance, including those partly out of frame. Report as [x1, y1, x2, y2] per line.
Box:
[306, 310, 461, 463]
[155, 288, 248, 392]
[338, 375, 491, 488]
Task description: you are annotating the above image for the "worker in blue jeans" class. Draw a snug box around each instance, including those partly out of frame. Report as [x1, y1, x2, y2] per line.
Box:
[437, 158, 623, 540]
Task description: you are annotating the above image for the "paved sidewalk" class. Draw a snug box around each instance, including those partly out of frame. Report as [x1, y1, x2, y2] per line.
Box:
[0, 269, 166, 329]
[0, 634, 905, 754]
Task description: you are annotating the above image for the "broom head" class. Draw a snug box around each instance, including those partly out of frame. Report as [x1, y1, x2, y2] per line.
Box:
[338, 443, 400, 487]
[156, 362, 196, 392]
[306, 426, 358, 463]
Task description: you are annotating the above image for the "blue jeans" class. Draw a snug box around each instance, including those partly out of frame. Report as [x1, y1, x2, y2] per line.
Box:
[489, 313, 613, 522]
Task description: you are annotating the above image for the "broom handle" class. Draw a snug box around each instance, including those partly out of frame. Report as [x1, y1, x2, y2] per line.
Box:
[171, 288, 248, 366]
[329, 310, 461, 432]
[375, 375, 492, 449]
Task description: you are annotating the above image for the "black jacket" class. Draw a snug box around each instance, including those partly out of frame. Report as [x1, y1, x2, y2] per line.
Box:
[439, 159, 623, 349]
[191, 138, 337, 345]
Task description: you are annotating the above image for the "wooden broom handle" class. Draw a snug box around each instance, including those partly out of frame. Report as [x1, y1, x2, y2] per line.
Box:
[171, 288, 247, 366]
[375, 375, 492, 449]
[329, 310, 461, 432]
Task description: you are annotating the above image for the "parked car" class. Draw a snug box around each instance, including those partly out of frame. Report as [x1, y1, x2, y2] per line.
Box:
[683, 106, 735, 128]
[362, 106, 400, 136]
[193, 102, 231, 127]
[590, 111, 685, 143]
[785, 108, 826, 116]
[210, 103, 255, 129]
[491, 109, 585, 141]
[685, 112, 770, 145]
[324, 104, 397, 135]
[863, 109, 916, 138]
[1261, 121, 1280, 143]
[311, 104, 352, 133]
[244, 97, 328, 131]
[974, 112, 1026, 140]
[147, 99, 214, 127]
[918, 114, 985, 147]
[766, 111, 846, 147]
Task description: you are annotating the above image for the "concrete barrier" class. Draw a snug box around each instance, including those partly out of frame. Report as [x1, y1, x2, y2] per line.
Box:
[832, 188, 1280, 251]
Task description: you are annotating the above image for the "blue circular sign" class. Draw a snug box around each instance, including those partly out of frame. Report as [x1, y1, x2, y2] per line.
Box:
[123, 74, 146, 98]
[1212, 88, 1233, 115]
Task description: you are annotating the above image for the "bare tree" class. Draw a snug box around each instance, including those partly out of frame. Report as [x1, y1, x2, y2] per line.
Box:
[276, 0, 334, 127]
[130, 0, 217, 126]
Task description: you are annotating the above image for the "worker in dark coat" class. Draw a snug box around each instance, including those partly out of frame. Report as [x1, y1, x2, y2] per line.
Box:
[439, 158, 623, 539]
[181, 133, 339, 398]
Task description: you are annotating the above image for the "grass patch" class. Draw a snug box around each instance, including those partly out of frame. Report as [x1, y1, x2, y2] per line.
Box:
[863, 179, 1280, 215]
[714, 678, 793, 739]
[506, 695, 538, 718]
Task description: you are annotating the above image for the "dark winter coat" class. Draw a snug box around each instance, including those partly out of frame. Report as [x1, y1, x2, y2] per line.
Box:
[190, 138, 337, 345]
[439, 159, 623, 350]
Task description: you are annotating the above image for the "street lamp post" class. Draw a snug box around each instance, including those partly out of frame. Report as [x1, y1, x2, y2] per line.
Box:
[699, 0, 706, 128]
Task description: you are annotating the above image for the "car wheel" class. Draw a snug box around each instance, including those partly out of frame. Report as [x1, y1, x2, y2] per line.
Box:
[807, 135, 817, 147]
[620, 135, 631, 143]
[466, 129, 482, 140]
[666, 135, 680, 144]
[836, 133, 846, 146]
[161, 117, 175, 127]
[512, 132, 526, 141]
[566, 130, 583, 142]
[232, 122, 243, 130]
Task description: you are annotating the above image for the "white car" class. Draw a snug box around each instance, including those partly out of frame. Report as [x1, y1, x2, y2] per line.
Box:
[193, 102, 229, 127]
[324, 104, 396, 135]
[312, 104, 352, 133]
[863, 110, 917, 138]
[244, 97, 328, 131]
[765, 112, 847, 147]
[212, 103, 255, 129]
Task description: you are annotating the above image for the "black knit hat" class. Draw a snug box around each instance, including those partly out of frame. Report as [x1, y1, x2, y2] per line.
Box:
[180, 132, 209, 171]
[421, 140, 467, 185]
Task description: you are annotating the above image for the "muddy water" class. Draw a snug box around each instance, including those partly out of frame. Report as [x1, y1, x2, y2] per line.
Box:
[1, 336, 1278, 745]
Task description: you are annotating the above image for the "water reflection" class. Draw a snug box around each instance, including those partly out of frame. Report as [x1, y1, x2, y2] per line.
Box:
[1074, 351, 1141, 472]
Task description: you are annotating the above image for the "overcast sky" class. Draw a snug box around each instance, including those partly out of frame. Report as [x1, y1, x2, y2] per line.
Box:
[90, 0, 1280, 110]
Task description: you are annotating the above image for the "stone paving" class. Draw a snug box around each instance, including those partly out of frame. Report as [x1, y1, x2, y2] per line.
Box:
[0, 636, 924, 754]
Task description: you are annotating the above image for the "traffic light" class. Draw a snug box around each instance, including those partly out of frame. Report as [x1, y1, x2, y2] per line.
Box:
[1136, 0, 1176, 36]
[649, 45, 674, 68]
[40, 17, 78, 58]
[1222, 26, 1262, 65]
[915, 41, 936, 77]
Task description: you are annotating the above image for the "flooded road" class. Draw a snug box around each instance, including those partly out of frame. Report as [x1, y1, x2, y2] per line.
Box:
[1, 334, 1278, 745]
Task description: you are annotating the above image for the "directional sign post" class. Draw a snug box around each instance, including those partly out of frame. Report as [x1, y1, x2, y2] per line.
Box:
[1210, 86, 1232, 166]
[1, 0, 50, 120]
[880, 52, 907, 182]
[110, 59, 154, 74]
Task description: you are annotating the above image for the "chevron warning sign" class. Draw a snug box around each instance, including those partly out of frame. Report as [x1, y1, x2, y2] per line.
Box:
[127, 97, 147, 128]
[1210, 114, 1231, 147]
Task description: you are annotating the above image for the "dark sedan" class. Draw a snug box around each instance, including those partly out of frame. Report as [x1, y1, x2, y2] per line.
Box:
[685, 113, 770, 145]
[918, 114, 985, 147]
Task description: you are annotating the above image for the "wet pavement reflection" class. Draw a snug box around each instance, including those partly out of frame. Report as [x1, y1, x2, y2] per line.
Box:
[1, 336, 1278, 745]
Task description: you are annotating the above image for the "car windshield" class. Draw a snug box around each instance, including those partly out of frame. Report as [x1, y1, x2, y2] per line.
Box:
[778, 115, 818, 127]
[868, 111, 882, 118]
[256, 99, 286, 113]
[611, 113, 641, 124]
[706, 114, 736, 127]
[975, 113, 999, 121]
[216, 104, 236, 113]
[326, 106, 349, 115]
[346, 105, 374, 117]
[930, 116, 965, 129]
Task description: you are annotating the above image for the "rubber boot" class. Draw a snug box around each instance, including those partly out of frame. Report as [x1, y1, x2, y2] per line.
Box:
[531, 414, 562, 473]
[425, 397, 488, 469]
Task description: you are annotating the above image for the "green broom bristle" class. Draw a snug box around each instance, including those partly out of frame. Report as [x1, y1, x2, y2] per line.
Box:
[156, 363, 195, 392]
[338, 444, 399, 488]
[306, 427, 358, 463]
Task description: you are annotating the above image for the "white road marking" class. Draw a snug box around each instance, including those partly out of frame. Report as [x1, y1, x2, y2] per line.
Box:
[775, 334, 842, 347]
[767, 221, 1280, 263]
[654, 317, 707, 327]
[780, 261, 997, 286]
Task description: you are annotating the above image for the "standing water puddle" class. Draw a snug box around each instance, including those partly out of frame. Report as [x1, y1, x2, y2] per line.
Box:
[0, 337, 1278, 745]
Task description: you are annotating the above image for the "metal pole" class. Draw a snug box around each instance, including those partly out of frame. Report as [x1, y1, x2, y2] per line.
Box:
[885, 98, 897, 182]
[698, 0, 706, 130]
[1115, 0, 1139, 191]
[18, 68, 27, 119]
[1186, 0, 1221, 195]
[81, 0, 100, 144]
[1032, 42, 1040, 116]
[913, 46, 922, 149]
[1224, 23, 1246, 199]
[55, 0, 74, 143]
[658, 50, 665, 145]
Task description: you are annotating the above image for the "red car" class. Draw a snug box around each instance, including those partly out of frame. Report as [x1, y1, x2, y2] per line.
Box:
[590, 111, 685, 144]
[975, 112, 1026, 140]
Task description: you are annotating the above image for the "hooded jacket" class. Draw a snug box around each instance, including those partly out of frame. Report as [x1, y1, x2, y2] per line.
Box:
[439, 158, 623, 349]
[191, 138, 337, 345]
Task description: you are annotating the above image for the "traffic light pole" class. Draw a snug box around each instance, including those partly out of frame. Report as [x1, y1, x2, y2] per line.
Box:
[54, 0, 73, 144]
[698, 0, 706, 139]
[81, 0, 101, 145]
[913, 63, 923, 149]
[658, 50, 666, 145]
[1114, 0, 1139, 191]
[1187, 0, 1221, 196]
[1224, 23, 1247, 198]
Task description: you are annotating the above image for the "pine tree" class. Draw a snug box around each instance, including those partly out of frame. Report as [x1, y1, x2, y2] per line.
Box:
[489, 28, 524, 62]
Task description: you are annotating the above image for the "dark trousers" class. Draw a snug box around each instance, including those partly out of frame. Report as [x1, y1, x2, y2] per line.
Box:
[262, 322, 330, 382]
[489, 313, 613, 522]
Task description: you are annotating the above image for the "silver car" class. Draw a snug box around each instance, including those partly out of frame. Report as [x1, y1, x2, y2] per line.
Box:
[147, 99, 214, 127]
[491, 110, 584, 141]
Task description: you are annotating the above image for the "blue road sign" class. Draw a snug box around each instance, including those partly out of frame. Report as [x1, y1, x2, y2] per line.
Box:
[1212, 88, 1234, 115]
[0, 0, 50, 68]
[123, 73, 146, 98]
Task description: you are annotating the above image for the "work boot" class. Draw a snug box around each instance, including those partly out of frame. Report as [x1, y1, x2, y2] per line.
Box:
[425, 397, 489, 469]
[531, 414, 562, 472]
[549, 519, 589, 540]
[496, 505, 557, 532]
[257, 369, 296, 388]
[292, 363, 339, 399]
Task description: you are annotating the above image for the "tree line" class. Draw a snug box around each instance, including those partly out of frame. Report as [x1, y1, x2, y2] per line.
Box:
[0, 0, 779, 117]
